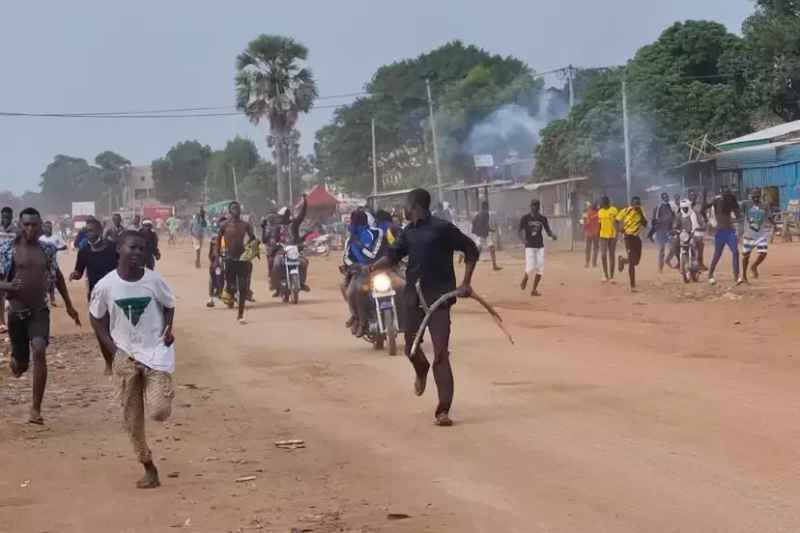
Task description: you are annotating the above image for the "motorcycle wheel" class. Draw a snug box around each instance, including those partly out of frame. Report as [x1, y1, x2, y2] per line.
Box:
[290, 273, 300, 304]
[680, 254, 690, 283]
[383, 309, 398, 356]
[691, 269, 700, 283]
[281, 290, 289, 303]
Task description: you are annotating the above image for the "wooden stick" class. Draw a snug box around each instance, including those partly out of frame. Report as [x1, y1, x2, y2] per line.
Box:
[409, 290, 514, 357]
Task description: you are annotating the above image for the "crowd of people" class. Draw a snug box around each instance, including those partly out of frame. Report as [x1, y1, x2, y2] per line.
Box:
[580, 187, 775, 289]
[0, 183, 780, 488]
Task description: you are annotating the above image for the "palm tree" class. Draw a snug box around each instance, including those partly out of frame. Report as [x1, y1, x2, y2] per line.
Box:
[235, 35, 318, 206]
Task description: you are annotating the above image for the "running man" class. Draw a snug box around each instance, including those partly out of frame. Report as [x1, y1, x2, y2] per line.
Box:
[518, 199, 556, 296]
[89, 230, 176, 489]
[165, 215, 180, 246]
[648, 192, 674, 273]
[139, 220, 161, 270]
[707, 187, 742, 286]
[617, 196, 648, 292]
[597, 196, 619, 282]
[104, 213, 126, 244]
[472, 201, 502, 271]
[71, 217, 119, 373]
[370, 188, 479, 427]
[0, 206, 18, 334]
[190, 208, 208, 269]
[0, 208, 81, 424]
[39, 220, 67, 306]
[740, 188, 774, 283]
[218, 201, 257, 324]
[581, 201, 600, 269]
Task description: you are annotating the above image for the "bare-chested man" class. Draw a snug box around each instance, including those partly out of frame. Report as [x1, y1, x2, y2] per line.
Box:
[0, 208, 81, 424]
[218, 201, 257, 324]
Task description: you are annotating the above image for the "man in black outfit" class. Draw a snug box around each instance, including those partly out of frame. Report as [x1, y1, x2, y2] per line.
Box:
[70, 217, 119, 373]
[371, 188, 479, 427]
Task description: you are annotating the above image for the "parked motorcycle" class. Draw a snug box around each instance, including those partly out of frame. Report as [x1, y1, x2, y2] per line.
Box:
[278, 244, 303, 304]
[678, 230, 701, 283]
[362, 271, 401, 355]
[304, 233, 331, 257]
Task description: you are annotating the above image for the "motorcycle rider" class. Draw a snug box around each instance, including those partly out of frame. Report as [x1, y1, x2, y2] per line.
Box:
[673, 199, 702, 274]
[342, 210, 385, 337]
[268, 195, 310, 296]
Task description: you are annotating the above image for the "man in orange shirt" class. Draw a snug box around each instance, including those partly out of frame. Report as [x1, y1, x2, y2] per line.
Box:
[581, 201, 600, 269]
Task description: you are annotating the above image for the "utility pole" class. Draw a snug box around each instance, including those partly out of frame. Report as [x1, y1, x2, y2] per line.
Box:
[425, 78, 444, 202]
[203, 173, 208, 205]
[622, 79, 632, 201]
[288, 154, 294, 206]
[568, 65, 575, 110]
[231, 164, 239, 202]
[371, 117, 378, 196]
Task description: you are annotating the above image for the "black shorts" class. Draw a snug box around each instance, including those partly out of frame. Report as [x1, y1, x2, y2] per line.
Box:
[8, 307, 50, 368]
[624, 235, 642, 267]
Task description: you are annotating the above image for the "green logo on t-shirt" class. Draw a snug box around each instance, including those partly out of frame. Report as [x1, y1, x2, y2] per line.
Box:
[114, 297, 152, 326]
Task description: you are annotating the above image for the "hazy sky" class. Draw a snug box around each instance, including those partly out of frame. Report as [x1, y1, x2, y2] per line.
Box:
[1, 0, 754, 194]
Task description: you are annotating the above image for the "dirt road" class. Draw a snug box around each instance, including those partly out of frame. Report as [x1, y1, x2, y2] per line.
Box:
[2, 240, 800, 532]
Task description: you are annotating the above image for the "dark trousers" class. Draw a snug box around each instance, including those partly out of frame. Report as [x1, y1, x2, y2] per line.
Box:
[584, 235, 599, 267]
[224, 260, 249, 318]
[404, 298, 453, 416]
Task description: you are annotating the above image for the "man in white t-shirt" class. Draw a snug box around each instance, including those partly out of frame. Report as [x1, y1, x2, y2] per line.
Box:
[89, 230, 176, 489]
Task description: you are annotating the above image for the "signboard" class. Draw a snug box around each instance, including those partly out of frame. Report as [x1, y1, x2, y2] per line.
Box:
[473, 154, 495, 168]
[71, 201, 95, 217]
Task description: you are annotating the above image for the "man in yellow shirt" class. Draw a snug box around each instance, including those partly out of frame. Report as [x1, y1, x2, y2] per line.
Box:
[616, 196, 649, 291]
[597, 196, 619, 282]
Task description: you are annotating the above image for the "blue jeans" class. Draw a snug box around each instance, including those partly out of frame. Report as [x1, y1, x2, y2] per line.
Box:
[710, 228, 739, 279]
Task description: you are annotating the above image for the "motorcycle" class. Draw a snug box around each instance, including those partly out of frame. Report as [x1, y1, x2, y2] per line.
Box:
[363, 271, 401, 356]
[278, 244, 303, 304]
[678, 230, 701, 283]
[304, 233, 331, 257]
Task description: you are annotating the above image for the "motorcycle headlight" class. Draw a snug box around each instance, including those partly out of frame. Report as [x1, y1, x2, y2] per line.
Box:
[285, 246, 300, 260]
[680, 231, 690, 243]
[372, 273, 392, 292]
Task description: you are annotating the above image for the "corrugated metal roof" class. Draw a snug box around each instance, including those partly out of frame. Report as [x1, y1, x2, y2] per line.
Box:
[716, 140, 800, 170]
[719, 120, 800, 147]
[523, 176, 589, 191]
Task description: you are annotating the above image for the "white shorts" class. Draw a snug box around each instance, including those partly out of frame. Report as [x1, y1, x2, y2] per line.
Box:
[192, 236, 203, 251]
[525, 247, 545, 275]
[477, 235, 495, 250]
[742, 232, 768, 254]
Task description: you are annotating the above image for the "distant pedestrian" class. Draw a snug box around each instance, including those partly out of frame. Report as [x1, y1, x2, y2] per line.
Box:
[104, 213, 126, 244]
[190, 208, 208, 269]
[139, 220, 160, 270]
[472, 201, 502, 271]
[89, 230, 176, 489]
[648, 193, 675, 273]
[740, 188, 774, 284]
[518, 199, 556, 296]
[707, 187, 741, 286]
[597, 197, 619, 282]
[39, 221, 67, 306]
[581, 201, 600, 268]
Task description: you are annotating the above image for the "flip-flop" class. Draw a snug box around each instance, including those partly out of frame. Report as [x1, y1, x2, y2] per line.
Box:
[28, 414, 44, 425]
[0, 325, 7, 334]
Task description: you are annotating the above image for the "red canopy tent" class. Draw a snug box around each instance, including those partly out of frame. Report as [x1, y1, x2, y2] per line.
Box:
[296, 184, 339, 221]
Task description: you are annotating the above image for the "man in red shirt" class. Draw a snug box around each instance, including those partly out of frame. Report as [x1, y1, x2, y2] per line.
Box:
[581, 201, 600, 269]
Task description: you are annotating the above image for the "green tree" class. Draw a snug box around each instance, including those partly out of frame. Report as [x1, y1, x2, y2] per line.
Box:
[94, 151, 131, 212]
[314, 41, 543, 194]
[236, 35, 318, 206]
[536, 21, 752, 186]
[207, 137, 260, 202]
[730, 0, 800, 121]
[152, 140, 212, 203]
[39, 155, 105, 214]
